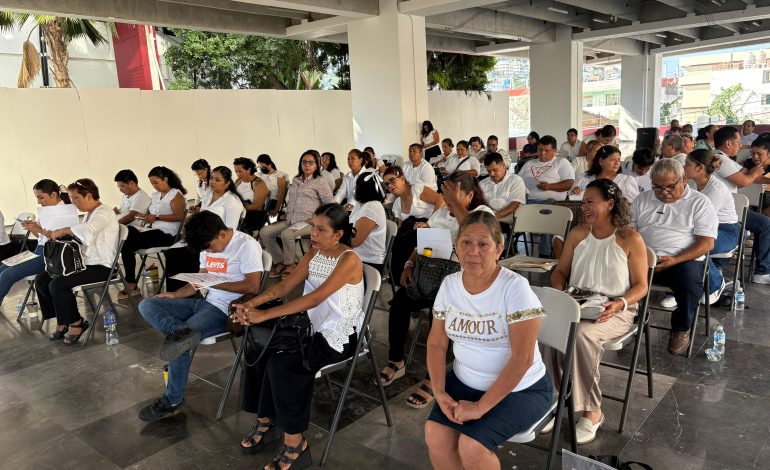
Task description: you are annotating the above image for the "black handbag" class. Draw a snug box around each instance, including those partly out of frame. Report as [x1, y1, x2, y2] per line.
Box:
[244, 299, 313, 369]
[588, 455, 653, 470]
[406, 254, 460, 303]
[43, 236, 86, 278]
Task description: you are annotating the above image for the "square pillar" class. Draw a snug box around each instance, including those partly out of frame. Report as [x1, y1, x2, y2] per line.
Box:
[620, 53, 662, 153]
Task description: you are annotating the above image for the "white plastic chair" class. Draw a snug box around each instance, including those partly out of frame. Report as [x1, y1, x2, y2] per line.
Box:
[501, 204, 573, 273]
[737, 184, 765, 285]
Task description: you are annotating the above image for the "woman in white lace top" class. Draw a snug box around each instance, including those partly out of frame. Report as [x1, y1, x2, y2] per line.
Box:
[233, 203, 364, 469]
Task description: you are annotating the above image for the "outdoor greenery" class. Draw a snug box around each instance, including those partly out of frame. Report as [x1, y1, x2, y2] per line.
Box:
[707, 83, 756, 124]
[427, 52, 496, 93]
[659, 97, 680, 126]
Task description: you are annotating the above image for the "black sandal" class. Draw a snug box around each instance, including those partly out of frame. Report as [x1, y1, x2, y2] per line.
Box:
[406, 380, 434, 409]
[63, 320, 89, 345]
[265, 436, 311, 470]
[379, 361, 405, 386]
[49, 326, 69, 341]
[240, 419, 280, 454]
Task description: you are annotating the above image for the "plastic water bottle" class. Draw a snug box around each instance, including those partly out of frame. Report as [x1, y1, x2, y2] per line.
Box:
[706, 326, 726, 362]
[104, 308, 119, 345]
[734, 282, 745, 312]
[15, 299, 23, 313]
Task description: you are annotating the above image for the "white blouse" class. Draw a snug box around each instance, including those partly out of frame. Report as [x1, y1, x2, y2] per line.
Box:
[71, 204, 120, 268]
[392, 181, 435, 221]
[201, 191, 244, 229]
[148, 189, 182, 236]
[350, 201, 387, 264]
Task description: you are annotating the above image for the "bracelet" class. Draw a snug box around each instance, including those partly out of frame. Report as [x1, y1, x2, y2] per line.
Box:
[404, 260, 415, 269]
[619, 297, 628, 312]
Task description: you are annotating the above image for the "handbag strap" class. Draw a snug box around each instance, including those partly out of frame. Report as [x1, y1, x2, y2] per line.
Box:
[244, 322, 280, 367]
[620, 462, 653, 470]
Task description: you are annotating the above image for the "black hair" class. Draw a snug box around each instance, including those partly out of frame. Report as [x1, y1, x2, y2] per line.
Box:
[631, 148, 655, 168]
[469, 136, 484, 149]
[191, 158, 210, 190]
[383, 165, 404, 178]
[114, 169, 139, 184]
[587, 145, 621, 177]
[354, 172, 385, 204]
[211, 166, 245, 203]
[257, 154, 277, 171]
[349, 148, 374, 169]
[483, 152, 505, 166]
[487, 135, 498, 142]
[751, 134, 770, 151]
[184, 211, 228, 252]
[600, 125, 617, 138]
[363, 146, 375, 155]
[456, 140, 469, 150]
[233, 157, 257, 175]
[321, 152, 339, 171]
[34, 179, 71, 204]
[297, 150, 322, 178]
[421, 120, 435, 137]
[539, 135, 557, 149]
[585, 179, 631, 229]
[148, 166, 188, 195]
[67, 178, 101, 200]
[688, 149, 722, 175]
[567, 128, 578, 135]
[446, 171, 487, 210]
[744, 119, 756, 127]
[714, 126, 739, 149]
[314, 203, 353, 247]
[442, 138, 454, 148]
[527, 131, 540, 142]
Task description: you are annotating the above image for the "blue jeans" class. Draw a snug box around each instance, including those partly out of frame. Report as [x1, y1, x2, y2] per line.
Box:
[0, 244, 45, 304]
[653, 260, 705, 332]
[708, 223, 740, 293]
[747, 211, 770, 275]
[139, 297, 227, 404]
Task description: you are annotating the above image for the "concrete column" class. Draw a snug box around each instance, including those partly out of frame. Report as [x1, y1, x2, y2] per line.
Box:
[619, 52, 662, 154]
[530, 25, 583, 140]
[348, 0, 429, 157]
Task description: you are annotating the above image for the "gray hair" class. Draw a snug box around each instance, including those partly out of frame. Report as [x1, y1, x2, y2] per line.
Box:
[664, 134, 684, 152]
[650, 158, 685, 180]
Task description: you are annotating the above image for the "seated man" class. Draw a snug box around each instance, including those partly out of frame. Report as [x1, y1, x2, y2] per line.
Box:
[632, 159, 717, 355]
[487, 134, 512, 170]
[558, 128, 586, 162]
[622, 147, 655, 193]
[712, 126, 770, 284]
[113, 169, 151, 228]
[480, 152, 526, 223]
[660, 134, 687, 166]
[403, 143, 438, 190]
[138, 211, 263, 422]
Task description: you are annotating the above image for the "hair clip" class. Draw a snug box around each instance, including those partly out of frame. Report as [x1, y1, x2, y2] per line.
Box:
[364, 171, 385, 195]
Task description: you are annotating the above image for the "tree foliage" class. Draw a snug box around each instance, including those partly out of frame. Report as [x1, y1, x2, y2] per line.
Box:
[427, 52, 496, 93]
[707, 83, 756, 124]
[659, 97, 679, 125]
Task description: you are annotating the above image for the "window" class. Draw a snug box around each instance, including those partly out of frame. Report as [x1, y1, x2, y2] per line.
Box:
[763, 94, 770, 105]
[583, 95, 593, 108]
[764, 70, 770, 83]
[605, 92, 620, 106]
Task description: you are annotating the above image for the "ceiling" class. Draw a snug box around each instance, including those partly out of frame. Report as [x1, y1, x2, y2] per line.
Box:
[2, 0, 770, 59]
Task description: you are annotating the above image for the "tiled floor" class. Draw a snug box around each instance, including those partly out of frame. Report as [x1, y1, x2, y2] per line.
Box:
[0, 269, 768, 469]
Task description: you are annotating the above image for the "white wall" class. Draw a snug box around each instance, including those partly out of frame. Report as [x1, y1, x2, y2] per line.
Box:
[0, 88, 508, 218]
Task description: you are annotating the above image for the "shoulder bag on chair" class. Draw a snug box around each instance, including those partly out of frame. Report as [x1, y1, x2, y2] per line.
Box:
[44, 235, 86, 278]
[406, 254, 460, 303]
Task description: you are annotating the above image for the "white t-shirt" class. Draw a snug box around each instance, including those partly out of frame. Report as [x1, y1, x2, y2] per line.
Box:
[320, 169, 337, 193]
[430, 152, 452, 168]
[636, 173, 652, 193]
[422, 131, 439, 148]
[480, 173, 527, 211]
[195, 181, 211, 206]
[714, 150, 746, 193]
[334, 168, 373, 206]
[520, 156, 576, 201]
[664, 153, 686, 166]
[148, 189, 182, 236]
[444, 154, 480, 175]
[432, 268, 546, 392]
[392, 181, 435, 221]
[741, 133, 758, 146]
[574, 173, 640, 203]
[559, 140, 582, 161]
[258, 170, 289, 202]
[0, 211, 10, 245]
[403, 158, 438, 191]
[350, 201, 387, 264]
[201, 191, 245, 230]
[71, 204, 120, 268]
[117, 189, 151, 228]
[690, 176, 739, 225]
[632, 186, 718, 259]
[200, 230, 263, 315]
[572, 156, 590, 179]
[428, 205, 495, 241]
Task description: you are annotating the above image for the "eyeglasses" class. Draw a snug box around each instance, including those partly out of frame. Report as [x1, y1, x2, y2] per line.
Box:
[301, 160, 316, 166]
[383, 178, 398, 187]
[652, 178, 681, 193]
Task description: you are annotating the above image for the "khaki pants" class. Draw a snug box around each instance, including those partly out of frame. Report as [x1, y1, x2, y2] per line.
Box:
[260, 221, 312, 266]
[541, 306, 636, 412]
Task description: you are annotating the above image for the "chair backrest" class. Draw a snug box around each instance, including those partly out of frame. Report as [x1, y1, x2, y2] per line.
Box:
[531, 286, 580, 354]
[362, 264, 382, 314]
[381, 154, 403, 168]
[733, 193, 750, 228]
[738, 184, 765, 211]
[171, 209, 189, 242]
[259, 250, 272, 294]
[513, 204, 574, 238]
[10, 212, 35, 236]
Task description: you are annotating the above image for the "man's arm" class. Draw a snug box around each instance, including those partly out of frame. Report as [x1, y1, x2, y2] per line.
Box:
[657, 236, 714, 271]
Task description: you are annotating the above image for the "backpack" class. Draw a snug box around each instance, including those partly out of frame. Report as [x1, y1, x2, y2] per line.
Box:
[44, 236, 86, 278]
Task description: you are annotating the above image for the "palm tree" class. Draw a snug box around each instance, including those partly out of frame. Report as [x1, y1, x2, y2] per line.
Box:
[1, 12, 114, 88]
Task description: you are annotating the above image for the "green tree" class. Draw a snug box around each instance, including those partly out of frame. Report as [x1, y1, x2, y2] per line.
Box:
[707, 84, 756, 124]
[427, 52, 496, 93]
[659, 97, 680, 125]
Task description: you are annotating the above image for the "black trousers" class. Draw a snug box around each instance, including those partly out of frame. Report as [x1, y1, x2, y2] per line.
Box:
[424, 145, 441, 161]
[121, 227, 175, 283]
[652, 260, 705, 332]
[164, 245, 201, 292]
[388, 287, 433, 363]
[241, 331, 356, 434]
[242, 210, 268, 233]
[363, 261, 384, 274]
[35, 265, 112, 325]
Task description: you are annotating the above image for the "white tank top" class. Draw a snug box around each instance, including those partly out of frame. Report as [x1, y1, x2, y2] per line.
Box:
[570, 229, 630, 298]
[148, 189, 181, 236]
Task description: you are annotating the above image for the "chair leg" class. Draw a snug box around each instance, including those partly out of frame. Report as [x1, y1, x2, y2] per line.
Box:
[685, 307, 699, 358]
[81, 289, 102, 346]
[566, 393, 578, 453]
[136, 254, 148, 287]
[405, 309, 427, 370]
[367, 333, 392, 426]
[156, 255, 168, 295]
[320, 352, 362, 467]
[120, 272, 141, 319]
[217, 336, 247, 420]
[16, 281, 35, 322]
[618, 327, 645, 433]
[645, 323, 654, 398]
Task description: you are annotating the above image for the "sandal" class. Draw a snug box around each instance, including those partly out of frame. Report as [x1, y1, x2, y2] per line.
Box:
[240, 419, 281, 454]
[379, 361, 406, 386]
[406, 380, 434, 409]
[49, 326, 69, 341]
[269, 264, 287, 279]
[264, 436, 312, 470]
[63, 320, 89, 345]
[280, 266, 295, 280]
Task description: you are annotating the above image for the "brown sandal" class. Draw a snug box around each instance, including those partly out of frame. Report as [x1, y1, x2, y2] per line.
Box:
[269, 264, 286, 278]
[406, 380, 434, 409]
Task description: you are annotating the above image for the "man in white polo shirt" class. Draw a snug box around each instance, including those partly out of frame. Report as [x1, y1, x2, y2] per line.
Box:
[661, 134, 687, 166]
[633, 159, 718, 355]
[712, 126, 770, 284]
[480, 152, 526, 222]
[113, 169, 151, 228]
[403, 143, 438, 190]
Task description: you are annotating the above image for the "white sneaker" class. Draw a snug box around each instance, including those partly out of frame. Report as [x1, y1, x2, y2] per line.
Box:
[575, 415, 604, 445]
[701, 278, 726, 305]
[753, 273, 770, 284]
[660, 295, 677, 308]
[540, 417, 555, 434]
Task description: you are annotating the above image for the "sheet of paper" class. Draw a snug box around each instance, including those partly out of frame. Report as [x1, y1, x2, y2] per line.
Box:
[289, 222, 309, 231]
[568, 193, 583, 201]
[169, 240, 188, 249]
[417, 228, 453, 260]
[2, 250, 40, 266]
[500, 255, 557, 270]
[170, 272, 240, 289]
[38, 204, 79, 231]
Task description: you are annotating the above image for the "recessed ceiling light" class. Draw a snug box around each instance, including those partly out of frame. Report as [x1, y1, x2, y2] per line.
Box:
[752, 20, 762, 27]
[674, 37, 683, 41]
[592, 17, 609, 24]
[656, 33, 667, 38]
[547, 6, 569, 14]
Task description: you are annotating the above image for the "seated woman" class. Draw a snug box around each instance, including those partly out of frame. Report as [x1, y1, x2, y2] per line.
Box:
[234, 157, 270, 233]
[469, 136, 487, 176]
[382, 172, 492, 409]
[515, 131, 540, 173]
[321, 152, 343, 193]
[548, 179, 648, 444]
[571, 140, 600, 179]
[118, 166, 187, 298]
[234, 203, 364, 469]
[350, 172, 387, 273]
[35, 179, 121, 345]
[190, 159, 211, 213]
[261, 151, 334, 279]
[335, 148, 374, 210]
[685, 149, 739, 303]
[424, 210, 551, 469]
[443, 140, 480, 177]
[257, 154, 289, 217]
[571, 145, 639, 203]
[0, 180, 71, 305]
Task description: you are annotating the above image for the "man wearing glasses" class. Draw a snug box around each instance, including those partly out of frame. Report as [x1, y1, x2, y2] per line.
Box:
[632, 159, 718, 355]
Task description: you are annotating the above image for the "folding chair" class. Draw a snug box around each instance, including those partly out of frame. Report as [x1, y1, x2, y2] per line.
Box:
[499, 204, 573, 275]
[9, 212, 35, 254]
[135, 210, 187, 294]
[79, 225, 141, 346]
[737, 184, 765, 286]
[383, 220, 397, 296]
[499, 213, 516, 259]
[16, 274, 41, 325]
[600, 248, 656, 433]
[713, 194, 749, 312]
[507, 286, 579, 470]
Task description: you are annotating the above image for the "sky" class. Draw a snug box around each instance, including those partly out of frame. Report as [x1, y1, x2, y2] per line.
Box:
[662, 42, 770, 77]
